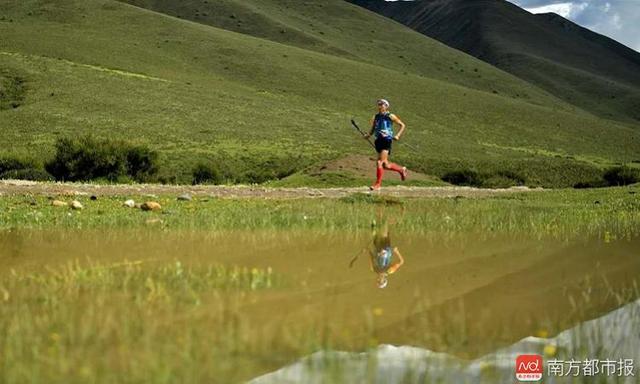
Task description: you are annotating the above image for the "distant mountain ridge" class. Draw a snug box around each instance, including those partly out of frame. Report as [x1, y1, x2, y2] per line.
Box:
[348, 0, 640, 123]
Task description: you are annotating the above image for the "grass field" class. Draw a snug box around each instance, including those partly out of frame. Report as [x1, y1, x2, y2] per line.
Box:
[0, 185, 638, 239]
[0, 0, 639, 186]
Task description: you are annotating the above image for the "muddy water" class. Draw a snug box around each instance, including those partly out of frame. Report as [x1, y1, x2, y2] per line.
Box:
[1, 228, 639, 375]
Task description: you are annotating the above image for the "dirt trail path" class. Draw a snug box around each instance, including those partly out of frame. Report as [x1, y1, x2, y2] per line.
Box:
[0, 180, 537, 199]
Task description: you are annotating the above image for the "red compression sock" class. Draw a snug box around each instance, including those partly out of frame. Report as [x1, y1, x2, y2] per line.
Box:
[376, 166, 384, 185]
[388, 163, 404, 175]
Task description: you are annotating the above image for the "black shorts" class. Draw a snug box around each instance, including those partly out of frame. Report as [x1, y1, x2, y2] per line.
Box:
[375, 137, 393, 154]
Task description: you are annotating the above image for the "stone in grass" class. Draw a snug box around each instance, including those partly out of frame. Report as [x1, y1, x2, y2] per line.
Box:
[141, 201, 162, 211]
[177, 193, 192, 201]
[70, 200, 83, 210]
[123, 199, 136, 208]
[51, 200, 67, 207]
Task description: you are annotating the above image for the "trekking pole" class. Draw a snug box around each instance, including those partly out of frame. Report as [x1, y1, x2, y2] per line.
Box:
[397, 140, 422, 154]
[350, 119, 376, 150]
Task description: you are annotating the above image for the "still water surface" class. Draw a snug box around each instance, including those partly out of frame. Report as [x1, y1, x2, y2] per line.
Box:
[1, 226, 638, 382]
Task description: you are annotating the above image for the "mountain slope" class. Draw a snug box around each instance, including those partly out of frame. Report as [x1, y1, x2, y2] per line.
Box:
[119, 0, 564, 106]
[0, 0, 638, 187]
[348, 0, 640, 124]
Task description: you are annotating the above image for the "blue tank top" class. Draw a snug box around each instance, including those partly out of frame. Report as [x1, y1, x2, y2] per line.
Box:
[374, 247, 393, 273]
[373, 113, 394, 140]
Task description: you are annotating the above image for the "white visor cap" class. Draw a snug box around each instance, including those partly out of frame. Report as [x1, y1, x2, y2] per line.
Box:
[377, 99, 390, 108]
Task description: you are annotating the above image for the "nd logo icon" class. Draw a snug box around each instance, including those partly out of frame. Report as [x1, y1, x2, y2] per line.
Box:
[516, 354, 543, 382]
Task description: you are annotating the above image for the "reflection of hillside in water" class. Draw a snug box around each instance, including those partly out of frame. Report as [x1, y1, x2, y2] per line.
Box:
[251, 299, 640, 384]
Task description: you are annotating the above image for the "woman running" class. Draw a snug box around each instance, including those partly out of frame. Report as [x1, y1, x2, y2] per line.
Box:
[364, 99, 408, 190]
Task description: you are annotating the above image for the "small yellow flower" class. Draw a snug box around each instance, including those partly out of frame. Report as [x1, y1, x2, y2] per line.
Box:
[535, 329, 549, 338]
[544, 343, 557, 357]
[50, 333, 61, 342]
[372, 307, 384, 316]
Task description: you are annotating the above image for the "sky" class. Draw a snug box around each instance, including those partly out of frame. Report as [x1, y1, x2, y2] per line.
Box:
[506, 0, 640, 52]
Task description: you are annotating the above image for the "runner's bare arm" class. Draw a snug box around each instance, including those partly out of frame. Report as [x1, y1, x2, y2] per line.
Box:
[393, 247, 404, 267]
[390, 114, 406, 140]
[365, 115, 376, 138]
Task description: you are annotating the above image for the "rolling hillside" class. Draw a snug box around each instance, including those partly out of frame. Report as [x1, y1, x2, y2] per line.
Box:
[349, 0, 640, 124]
[0, 0, 638, 187]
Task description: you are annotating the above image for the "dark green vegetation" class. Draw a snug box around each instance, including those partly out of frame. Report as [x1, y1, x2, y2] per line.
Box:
[45, 136, 159, 183]
[1, 186, 639, 239]
[0, 155, 51, 181]
[0, 68, 25, 110]
[349, 0, 640, 124]
[0, 0, 638, 187]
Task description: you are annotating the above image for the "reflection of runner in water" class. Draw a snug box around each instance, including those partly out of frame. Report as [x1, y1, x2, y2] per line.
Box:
[370, 230, 404, 289]
[349, 221, 404, 289]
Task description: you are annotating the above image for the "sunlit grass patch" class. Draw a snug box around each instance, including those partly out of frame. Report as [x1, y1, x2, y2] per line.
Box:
[339, 192, 404, 206]
[4, 260, 280, 300]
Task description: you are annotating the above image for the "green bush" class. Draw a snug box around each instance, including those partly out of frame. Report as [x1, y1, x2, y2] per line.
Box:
[603, 166, 640, 186]
[481, 170, 525, 188]
[240, 158, 299, 184]
[0, 155, 38, 174]
[45, 136, 159, 182]
[126, 146, 159, 182]
[573, 179, 608, 189]
[441, 169, 526, 188]
[0, 168, 54, 182]
[192, 162, 222, 185]
[441, 169, 482, 186]
[0, 155, 52, 181]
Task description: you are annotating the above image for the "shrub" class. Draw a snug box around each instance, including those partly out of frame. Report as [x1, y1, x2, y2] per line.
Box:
[603, 166, 640, 186]
[45, 136, 159, 182]
[441, 169, 482, 186]
[573, 179, 608, 189]
[441, 168, 526, 188]
[192, 162, 222, 185]
[241, 158, 298, 184]
[0, 168, 54, 182]
[0, 155, 52, 181]
[126, 146, 159, 182]
[0, 155, 38, 174]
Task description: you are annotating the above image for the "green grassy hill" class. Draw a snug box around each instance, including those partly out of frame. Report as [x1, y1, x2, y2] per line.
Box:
[349, 0, 640, 124]
[0, 0, 638, 187]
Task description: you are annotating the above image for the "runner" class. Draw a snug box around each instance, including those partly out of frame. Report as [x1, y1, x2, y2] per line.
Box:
[363, 99, 408, 190]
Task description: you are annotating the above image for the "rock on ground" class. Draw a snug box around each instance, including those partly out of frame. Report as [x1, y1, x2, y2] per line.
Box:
[141, 201, 162, 211]
[70, 200, 83, 210]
